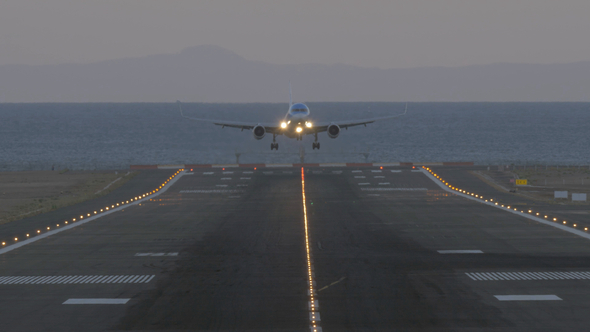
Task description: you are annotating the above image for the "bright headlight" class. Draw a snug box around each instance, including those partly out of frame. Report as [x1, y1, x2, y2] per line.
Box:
[281, 122, 287, 128]
[296, 127, 302, 133]
[306, 122, 312, 128]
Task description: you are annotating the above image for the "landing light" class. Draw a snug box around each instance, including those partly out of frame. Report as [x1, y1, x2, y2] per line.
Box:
[296, 127, 302, 133]
[281, 122, 287, 129]
[306, 122, 312, 128]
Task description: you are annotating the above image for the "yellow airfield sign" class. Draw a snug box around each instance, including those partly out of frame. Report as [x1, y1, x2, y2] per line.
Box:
[515, 179, 528, 185]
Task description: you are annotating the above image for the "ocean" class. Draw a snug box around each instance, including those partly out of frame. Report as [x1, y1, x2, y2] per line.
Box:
[1, 102, 588, 170]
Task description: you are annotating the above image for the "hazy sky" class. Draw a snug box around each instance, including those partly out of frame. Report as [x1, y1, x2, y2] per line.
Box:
[1, 0, 590, 68]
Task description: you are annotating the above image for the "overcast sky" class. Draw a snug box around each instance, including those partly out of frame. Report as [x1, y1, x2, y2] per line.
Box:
[1, 0, 589, 68]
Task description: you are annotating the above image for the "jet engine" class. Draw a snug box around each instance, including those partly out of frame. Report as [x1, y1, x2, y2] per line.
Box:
[327, 124, 340, 139]
[253, 125, 266, 140]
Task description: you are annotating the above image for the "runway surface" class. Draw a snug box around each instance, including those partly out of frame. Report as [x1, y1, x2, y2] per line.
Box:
[2, 166, 590, 331]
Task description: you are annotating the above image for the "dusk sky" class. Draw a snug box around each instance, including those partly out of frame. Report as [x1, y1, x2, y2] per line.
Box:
[1, 0, 589, 68]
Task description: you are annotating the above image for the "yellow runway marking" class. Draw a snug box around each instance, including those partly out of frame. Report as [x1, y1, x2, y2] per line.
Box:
[317, 277, 346, 292]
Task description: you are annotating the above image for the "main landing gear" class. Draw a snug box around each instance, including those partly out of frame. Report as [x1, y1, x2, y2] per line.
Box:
[312, 133, 320, 150]
[271, 134, 278, 150]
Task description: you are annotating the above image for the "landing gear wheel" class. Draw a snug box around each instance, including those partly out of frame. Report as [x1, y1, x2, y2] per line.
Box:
[312, 142, 320, 150]
[271, 142, 279, 150]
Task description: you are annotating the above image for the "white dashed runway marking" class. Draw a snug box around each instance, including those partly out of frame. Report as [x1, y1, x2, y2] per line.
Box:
[351, 170, 363, 173]
[494, 295, 562, 301]
[63, 298, 130, 304]
[216, 184, 228, 187]
[438, 250, 483, 254]
[332, 171, 342, 174]
[358, 183, 370, 186]
[203, 172, 214, 175]
[237, 184, 249, 187]
[466, 271, 590, 281]
[0, 275, 155, 284]
[371, 170, 382, 173]
[374, 176, 384, 178]
[390, 170, 402, 173]
[220, 178, 232, 180]
[378, 182, 390, 185]
[135, 253, 178, 256]
[243, 171, 253, 174]
[240, 177, 251, 180]
[354, 176, 366, 178]
[223, 171, 234, 174]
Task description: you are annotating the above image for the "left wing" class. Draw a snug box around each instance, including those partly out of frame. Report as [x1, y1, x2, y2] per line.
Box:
[309, 103, 407, 134]
[178, 101, 282, 134]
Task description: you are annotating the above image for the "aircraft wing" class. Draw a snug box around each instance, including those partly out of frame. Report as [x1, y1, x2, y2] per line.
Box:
[309, 103, 407, 133]
[178, 101, 281, 133]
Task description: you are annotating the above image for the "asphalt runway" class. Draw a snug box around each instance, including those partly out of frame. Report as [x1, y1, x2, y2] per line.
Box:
[2, 166, 590, 331]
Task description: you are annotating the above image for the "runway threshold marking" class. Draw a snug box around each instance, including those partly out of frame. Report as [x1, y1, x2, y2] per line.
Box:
[301, 168, 322, 332]
[0, 275, 155, 284]
[63, 298, 130, 304]
[466, 271, 590, 281]
[494, 295, 562, 301]
[438, 250, 483, 254]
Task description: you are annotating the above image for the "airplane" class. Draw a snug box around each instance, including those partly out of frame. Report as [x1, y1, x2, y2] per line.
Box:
[179, 84, 407, 150]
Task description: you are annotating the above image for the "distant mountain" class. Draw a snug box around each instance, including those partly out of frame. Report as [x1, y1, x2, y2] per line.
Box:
[1, 45, 589, 102]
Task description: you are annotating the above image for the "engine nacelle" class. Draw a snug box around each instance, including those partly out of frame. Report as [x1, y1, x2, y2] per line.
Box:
[327, 124, 340, 139]
[252, 125, 266, 140]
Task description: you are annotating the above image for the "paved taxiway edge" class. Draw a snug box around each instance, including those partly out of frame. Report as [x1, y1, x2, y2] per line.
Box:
[0, 170, 187, 256]
[421, 168, 590, 240]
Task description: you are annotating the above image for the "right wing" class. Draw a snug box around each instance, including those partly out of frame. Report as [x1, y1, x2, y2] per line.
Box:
[309, 103, 407, 133]
[178, 101, 282, 134]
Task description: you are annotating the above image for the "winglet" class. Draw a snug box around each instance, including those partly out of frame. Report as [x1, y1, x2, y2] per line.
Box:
[289, 81, 292, 107]
[403, 102, 408, 115]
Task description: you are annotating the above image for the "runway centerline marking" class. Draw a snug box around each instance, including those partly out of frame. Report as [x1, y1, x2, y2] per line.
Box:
[135, 253, 178, 256]
[63, 298, 130, 304]
[358, 183, 370, 185]
[494, 295, 562, 301]
[220, 178, 232, 180]
[301, 168, 321, 332]
[351, 170, 363, 173]
[203, 172, 214, 175]
[354, 176, 366, 178]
